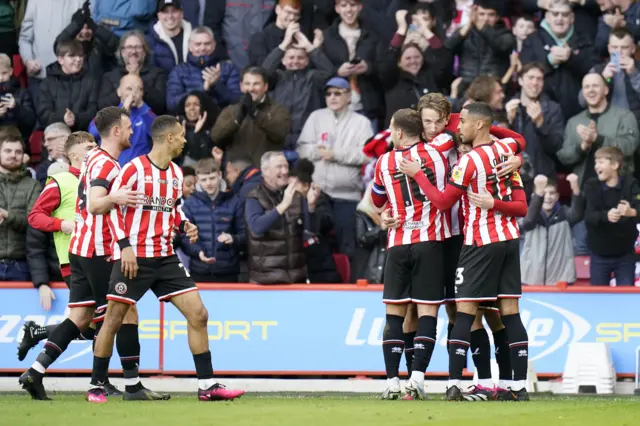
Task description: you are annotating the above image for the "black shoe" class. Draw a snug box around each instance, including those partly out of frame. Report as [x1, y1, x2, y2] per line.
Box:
[445, 385, 463, 401]
[17, 321, 40, 362]
[124, 387, 171, 401]
[19, 371, 51, 400]
[104, 381, 123, 397]
[497, 387, 530, 401]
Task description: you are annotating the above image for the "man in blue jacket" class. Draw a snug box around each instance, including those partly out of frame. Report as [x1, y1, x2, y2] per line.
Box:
[88, 74, 155, 165]
[148, 0, 192, 74]
[167, 26, 241, 113]
[181, 158, 246, 282]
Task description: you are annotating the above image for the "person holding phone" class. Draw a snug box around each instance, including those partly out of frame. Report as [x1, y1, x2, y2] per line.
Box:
[0, 54, 36, 145]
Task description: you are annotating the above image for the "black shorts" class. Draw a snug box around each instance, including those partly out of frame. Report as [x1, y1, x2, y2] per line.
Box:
[68, 254, 113, 321]
[107, 255, 198, 304]
[383, 241, 445, 305]
[443, 234, 463, 302]
[455, 239, 521, 302]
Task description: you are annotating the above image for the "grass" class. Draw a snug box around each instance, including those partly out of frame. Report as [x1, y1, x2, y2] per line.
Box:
[3, 393, 640, 426]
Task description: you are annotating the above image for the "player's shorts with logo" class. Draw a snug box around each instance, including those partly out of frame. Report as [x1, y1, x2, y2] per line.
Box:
[383, 241, 445, 304]
[455, 239, 521, 301]
[443, 234, 463, 302]
[67, 254, 113, 321]
[107, 255, 197, 304]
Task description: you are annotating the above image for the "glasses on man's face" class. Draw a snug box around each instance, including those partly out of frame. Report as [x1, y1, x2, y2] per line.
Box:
[325, 90, 347, 98]
[123, 45, 143, 52]
[549, 10, 571, 18]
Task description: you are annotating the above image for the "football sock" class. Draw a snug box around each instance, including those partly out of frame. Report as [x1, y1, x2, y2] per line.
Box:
[90, 356, 110, 387]
[403, 331, 416, 375]
[410, 316, 437, 389]
[502, 313, 529, 390]
[116, 324, 142, 393]
[446, 322, 454, 354]
[493, 327, 512, 388]
[470, 328, 492, 387]
[193, 351, 216, 390]
[29, 319, 80, 379]
[447, 312, 474, 386]
[382, 314, 404, 379]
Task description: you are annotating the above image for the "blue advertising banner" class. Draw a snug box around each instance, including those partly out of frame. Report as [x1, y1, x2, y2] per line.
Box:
[0, 289, 160, 371]
[1, 288, 640, 374]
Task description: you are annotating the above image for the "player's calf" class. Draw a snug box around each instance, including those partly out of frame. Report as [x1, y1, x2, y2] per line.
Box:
[381, 306, 405, 400]
[447, 303, 478, 394]
[403, 305, 438, 401]
[402, 304, 418, 376]
[498, 299, 528, 393]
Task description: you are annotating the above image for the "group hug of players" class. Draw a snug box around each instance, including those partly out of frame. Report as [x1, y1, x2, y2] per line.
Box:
[16, 106, 244, 403]
[371, 93, 531, 402]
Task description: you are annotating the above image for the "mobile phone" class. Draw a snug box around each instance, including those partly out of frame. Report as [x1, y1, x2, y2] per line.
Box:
[612, 51, 621, 72]
[350, 57, 362, 65]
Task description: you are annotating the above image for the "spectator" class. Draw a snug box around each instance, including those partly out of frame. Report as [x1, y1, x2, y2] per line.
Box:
[456, 75, 505, 114]
[322, 0, 383, 124]
[176, 91, 220, 166]
[182, 165, 196, 198]
[581, 28, 640, 123]
[444, 0, 516, 94]
[594, 0, 640, 56]
[211, 66, 291, 166]
[148, 0, 193, 74]
[291, 159, 342, 283]
[36, 123, 71, 187]
[245, 151, 320, 284]
[204, 0, 274, 70]
[92, 0, 157, 36]
[248, 0, 302, 66]
[181, 158, 246, 282]
[521, 0, 602, 42]
[54, 2, 119, 79]
[379, 11, 443, 127]
[0, 54, 36, 141]
[352, 182, 387, 284]
[505, 62, 564, 178]
[18, 0, 85, 102]
[512, 15, 536, 53]
[225, 153, 262, 202]
[37, 39, 99, 130]
[28, 131, 96, 305]
[520, 0, 596, 120]
[89, 74, 155, 165]
[584, 146, 640, 285]
[520, 173, 583, 286]
[0, 131, 41, 281]
[166, 26, 241, 113]
[99, 30, 168, 115]
[262, 24, 332, 162]
[557, 72, 639, 186]
[297, 77, 372, 257]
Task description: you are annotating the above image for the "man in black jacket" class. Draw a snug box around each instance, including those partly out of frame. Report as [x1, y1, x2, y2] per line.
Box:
[26, 226, 62, 311]
[322, 0, 383, 124]
[248, 0, 302, 66]
[584, 146, 640, 285]
[36, 40, 99, 130]
[505, 62, 564, 178]
[520, 0, 596, 120]
[54, 2, 119, 79]
[444, 0, 516, 95]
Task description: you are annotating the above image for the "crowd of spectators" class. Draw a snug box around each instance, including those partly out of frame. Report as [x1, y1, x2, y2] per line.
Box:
[1, 0, 640, 312]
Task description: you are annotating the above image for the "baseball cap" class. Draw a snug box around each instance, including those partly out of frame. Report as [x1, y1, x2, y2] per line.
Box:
[324, 77, 350, 90]
[158, 0, 183, 12]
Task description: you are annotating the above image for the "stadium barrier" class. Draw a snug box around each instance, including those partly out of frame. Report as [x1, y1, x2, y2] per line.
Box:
[1, 282, 640, 377]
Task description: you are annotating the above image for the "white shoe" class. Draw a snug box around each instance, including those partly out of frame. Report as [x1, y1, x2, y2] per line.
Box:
[380, 385, 401, 400]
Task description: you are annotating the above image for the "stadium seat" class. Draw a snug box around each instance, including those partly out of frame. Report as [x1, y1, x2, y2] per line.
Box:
[333, 254, 351, 284]
[29, 130, 44, 165]
[12, 54, 27, 88]
[556, 173, 572, 204]
[574, 256, 591, 280]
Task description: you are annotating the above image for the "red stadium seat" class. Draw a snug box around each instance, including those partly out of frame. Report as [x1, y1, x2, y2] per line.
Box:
[333, 254, 351, 284]
[556, 173, 572, 204]
[574, 256, 591, 280]
[29, 130, 44, 165]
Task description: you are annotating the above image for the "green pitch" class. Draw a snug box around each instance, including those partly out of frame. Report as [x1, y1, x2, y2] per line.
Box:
[2, 394, 640, 426]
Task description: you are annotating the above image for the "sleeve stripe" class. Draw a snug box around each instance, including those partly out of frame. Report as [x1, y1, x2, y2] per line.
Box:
[448, 180, 467, 191]
[372, 183, 386, 195]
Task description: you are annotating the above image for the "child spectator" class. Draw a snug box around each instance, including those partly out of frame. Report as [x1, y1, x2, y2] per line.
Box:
[584, 146, 640, 285]
[520, 173, 584, 285]
[181, 158, 246, 282]
[89, 74, 155, 165]
[512, 15, 536, 53]
[0, 54, 35, 142]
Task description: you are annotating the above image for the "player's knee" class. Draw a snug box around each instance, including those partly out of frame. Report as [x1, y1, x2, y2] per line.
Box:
[69, 307, 93, 330]
[483, 309, 504, 331]
[416, 303, 438, 318]
[189, 305, 209, 329]
[403, 304, 418, 331]
[498, 298, 519, 316]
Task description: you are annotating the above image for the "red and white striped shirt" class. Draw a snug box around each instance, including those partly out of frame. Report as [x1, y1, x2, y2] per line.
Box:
[449, 142, 523, 246]
[372, 142, 449, 248]
[109, 155, 186, 260]
[69, 148, 120, 257]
